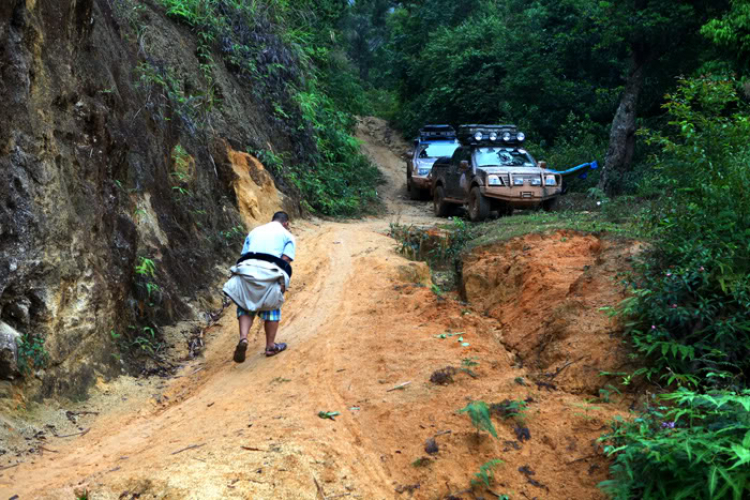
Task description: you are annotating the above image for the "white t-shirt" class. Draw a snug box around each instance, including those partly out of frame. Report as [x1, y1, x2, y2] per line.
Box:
[240, 221, 296, 261]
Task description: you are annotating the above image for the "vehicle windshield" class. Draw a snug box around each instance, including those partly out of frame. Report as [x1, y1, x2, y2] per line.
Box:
[419, 141, 460, 159]
[474, 148, 536, 167]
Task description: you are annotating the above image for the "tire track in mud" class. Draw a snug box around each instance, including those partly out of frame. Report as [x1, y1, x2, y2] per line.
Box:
[300, 227, 396, 497]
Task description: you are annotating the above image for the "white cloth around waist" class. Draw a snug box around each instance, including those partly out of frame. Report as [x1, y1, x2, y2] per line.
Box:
[222, 259, 290, 313]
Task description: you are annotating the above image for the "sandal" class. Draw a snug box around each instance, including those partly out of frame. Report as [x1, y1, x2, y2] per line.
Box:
[233, 339, 249, 363]
[265, 343, 287, 357]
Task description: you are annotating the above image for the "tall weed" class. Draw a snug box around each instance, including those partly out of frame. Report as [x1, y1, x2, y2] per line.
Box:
[600, 389, 750, 499]
[618, 77, 750, 388]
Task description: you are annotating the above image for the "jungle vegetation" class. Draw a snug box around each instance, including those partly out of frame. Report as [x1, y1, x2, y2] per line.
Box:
[343, 1, 750, 497]
[152, 0, 750, 496]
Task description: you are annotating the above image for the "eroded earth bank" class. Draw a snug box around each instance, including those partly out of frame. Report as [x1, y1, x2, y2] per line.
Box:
[1, 119, 640, 499]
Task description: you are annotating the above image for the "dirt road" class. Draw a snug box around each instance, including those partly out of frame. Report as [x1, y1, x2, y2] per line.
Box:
[2, 118, 623, 499]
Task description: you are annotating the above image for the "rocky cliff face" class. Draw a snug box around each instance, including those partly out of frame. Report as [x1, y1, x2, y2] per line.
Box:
[0, 0, 299, 398]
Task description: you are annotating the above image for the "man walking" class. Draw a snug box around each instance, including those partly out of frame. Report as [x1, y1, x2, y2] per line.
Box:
[223, 211, 295, 362]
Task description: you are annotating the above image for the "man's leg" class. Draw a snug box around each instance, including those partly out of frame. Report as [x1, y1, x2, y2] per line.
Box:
[264, 320, 279, 350]
[261, 309, 286, 356]
[234, 307, 255, 363]
[239, 314, 254, 344]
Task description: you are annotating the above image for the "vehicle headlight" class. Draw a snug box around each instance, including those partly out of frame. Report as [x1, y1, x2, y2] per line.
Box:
[531, 177, 542, 186]
[418, 168, 431, 176]
[503, 132, 512, 142]
[545, 175, 557, 186]
[517, 132, 526, 142]
[513, 177, 524, 186]
[474, 132, 483, 141]
[487, 175, 502, 186]
[489, 132, 497, 141]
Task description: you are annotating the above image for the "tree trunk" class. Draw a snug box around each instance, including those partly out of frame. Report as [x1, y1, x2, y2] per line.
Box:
[599, 51, 647, 195]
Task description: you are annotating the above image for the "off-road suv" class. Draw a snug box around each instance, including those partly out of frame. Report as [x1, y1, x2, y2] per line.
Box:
[406, 125, 460, 200]
[431, 125, 562, 221]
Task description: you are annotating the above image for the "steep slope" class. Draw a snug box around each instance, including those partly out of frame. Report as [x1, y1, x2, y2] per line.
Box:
[1, 118, 637, 500]
[0, 0, 302, 398]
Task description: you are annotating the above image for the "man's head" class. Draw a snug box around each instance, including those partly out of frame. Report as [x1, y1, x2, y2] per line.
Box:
[272, 211, 290, 229]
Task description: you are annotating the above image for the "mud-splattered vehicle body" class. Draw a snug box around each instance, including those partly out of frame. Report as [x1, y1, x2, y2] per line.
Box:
[406, 125, 460, 200]
[431, 125, 563, 221]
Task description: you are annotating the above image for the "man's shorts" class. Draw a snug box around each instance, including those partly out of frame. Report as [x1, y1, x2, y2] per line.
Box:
[237, 306, 281, 322]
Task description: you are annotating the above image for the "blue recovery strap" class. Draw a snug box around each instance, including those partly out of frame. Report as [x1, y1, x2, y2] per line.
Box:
[547, 160, 599, 179]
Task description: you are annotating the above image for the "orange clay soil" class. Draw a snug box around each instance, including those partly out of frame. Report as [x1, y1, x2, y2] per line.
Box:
[0, 118, 636, 500]
[462, 230, 643, 395]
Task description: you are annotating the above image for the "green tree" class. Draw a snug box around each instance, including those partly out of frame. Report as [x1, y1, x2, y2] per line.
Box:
[594, 0, 730, 194]
[702, 0, 750, 72]
[381, 0, 624, 140]
[344, 0, 394, 82]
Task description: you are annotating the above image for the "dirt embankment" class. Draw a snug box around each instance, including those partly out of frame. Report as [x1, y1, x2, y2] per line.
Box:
[1, 117, 639, 499]
[463, 230, 641, 394]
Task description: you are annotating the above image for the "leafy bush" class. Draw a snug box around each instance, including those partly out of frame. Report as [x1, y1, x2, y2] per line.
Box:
[389, 217, 469, 268]
[617, 77, 750, 388]
[17, 333, 49, 375]
[290, 89, 382, 215]
[600, 389, 750, 499]
[526, 112, 608, 193]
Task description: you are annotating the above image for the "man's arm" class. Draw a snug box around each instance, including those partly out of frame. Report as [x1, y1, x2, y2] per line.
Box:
[279, 255, 291, 293]
[281, 237, 295, 263]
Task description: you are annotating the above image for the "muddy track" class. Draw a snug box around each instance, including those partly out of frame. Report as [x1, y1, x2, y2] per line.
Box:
[1, 118, 628, 499]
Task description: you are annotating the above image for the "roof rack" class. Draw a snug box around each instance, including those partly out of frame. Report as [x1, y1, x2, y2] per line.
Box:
[419, 124, 456, 141]
[457, 124, 525, 146]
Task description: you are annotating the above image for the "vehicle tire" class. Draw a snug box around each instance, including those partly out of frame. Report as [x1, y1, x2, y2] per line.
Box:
[468, 186, 490, 222]
[542, 197, 558, 212]
[433, 185, 450, 217]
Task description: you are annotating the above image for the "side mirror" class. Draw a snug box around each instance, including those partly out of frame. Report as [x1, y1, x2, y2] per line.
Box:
[459, 160, 470, 171]
[538, 161, 547, 169]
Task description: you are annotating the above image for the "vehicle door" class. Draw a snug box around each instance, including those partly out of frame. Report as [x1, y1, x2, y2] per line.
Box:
[443, 148, 461, 198]
[447, 148, 470, 198]
[406, 146, 416, 181]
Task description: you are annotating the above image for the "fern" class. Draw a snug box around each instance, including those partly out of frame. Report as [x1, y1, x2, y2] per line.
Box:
[459, 401, 498, 439]
[471, 459, 503, 488]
